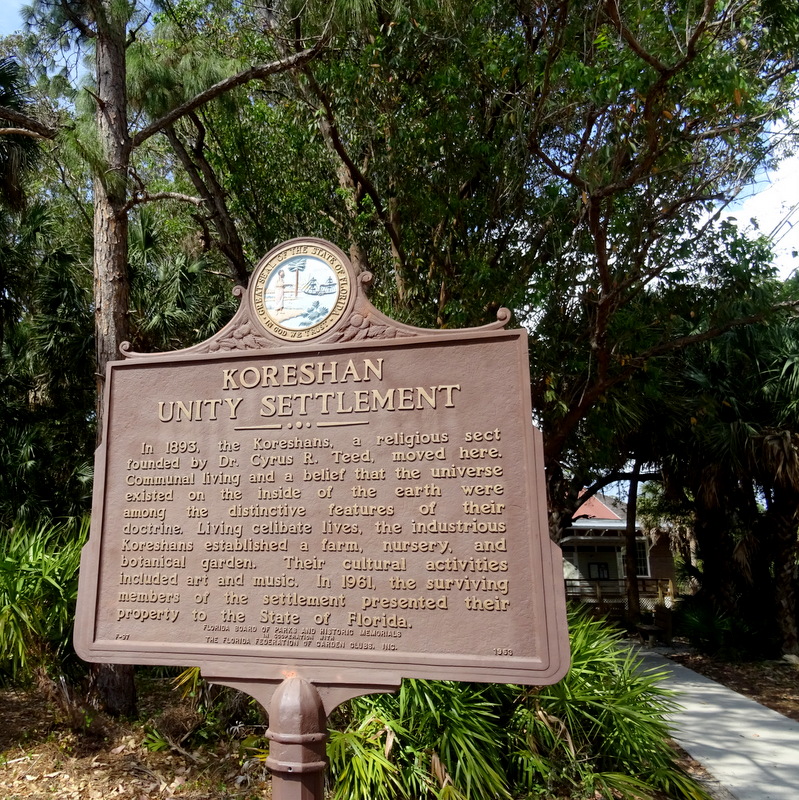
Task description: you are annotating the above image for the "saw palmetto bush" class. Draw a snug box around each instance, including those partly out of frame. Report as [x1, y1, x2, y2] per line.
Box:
[0, 517, 88, 683]
[328, 607, 707, 800]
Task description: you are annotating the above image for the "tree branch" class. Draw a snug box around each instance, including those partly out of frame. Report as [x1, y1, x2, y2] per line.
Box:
[301, 67, 407, 263]
[604, 0, 714, 76]
[609, 189, 726, 300]
[579, 471, 663, 509]
[528, 137, 588, 191]
[543, 298, 799, 462]
[604, 0, 668, 73]
[687, 113, 778, 141]
[122, 191, 205, 214]
[164, 125, 249, 285]
[0, 127, 49, 139]
[126, 13, 151, 47]
[131, 45, 323, 148]
[633, 299, 799, 364]
[50, 153, 93, 229]
[61, 0, 95, 38]
[0, 106, 58, 139]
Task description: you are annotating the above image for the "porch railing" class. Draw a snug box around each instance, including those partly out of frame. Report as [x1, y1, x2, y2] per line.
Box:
[564, 578, 675, 614]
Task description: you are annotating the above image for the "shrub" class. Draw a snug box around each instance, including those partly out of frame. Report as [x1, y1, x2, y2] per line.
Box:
[327, 607, 708, 800]
[0, 517, 88, 684]
[674, 594, 765, 660]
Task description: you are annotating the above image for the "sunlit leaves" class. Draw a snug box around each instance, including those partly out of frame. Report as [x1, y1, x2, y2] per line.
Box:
[329, 608, 707, 800]
[0, 518, 88, 682]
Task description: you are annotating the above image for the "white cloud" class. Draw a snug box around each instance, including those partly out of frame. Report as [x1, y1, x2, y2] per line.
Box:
[721, 150, 799, 281]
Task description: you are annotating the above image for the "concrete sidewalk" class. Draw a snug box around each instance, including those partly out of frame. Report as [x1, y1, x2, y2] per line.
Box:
[637, 650, 799, 800]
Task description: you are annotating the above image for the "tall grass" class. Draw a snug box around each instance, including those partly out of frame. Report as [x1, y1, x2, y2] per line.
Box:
[0, 517, 88, 683]
[328, 607, 708, 800]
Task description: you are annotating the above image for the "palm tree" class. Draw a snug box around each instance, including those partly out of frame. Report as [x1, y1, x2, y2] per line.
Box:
[127, 206, 237, 353]
[661, 304, 799, 655]
[0, 58, 41, 210]
[287, 257, 307, 298]
[746, 312, 799, 654]
[0, 203, 95, 528]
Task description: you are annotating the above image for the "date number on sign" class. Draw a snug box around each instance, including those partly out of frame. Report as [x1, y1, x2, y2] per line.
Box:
[493, 648, 513, 656]
[165, 441, 198, 454]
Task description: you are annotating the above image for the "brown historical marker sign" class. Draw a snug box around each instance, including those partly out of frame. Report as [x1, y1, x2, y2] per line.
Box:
[75, 238, 568, 689]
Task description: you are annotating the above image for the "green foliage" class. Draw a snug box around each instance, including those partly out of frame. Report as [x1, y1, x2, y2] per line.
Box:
[0, 517, 88, 683]
[143, 725, 172, 752]
[127, 206, 238, 352]
[0, 56, 41, 210]
[514, 609, 706, 800]
[3, 0, 798, 678]
[0, 202, 95, 528]
[649, 298, 799, 653]
[329, 608, 708, 800]
[144, 667, 264, 756]
[675, 596, 762, 661]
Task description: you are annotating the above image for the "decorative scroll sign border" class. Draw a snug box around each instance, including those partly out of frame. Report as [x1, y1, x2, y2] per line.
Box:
[75, 238, 569, 695]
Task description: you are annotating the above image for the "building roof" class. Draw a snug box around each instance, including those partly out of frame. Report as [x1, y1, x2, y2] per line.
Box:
[574, 493, 622, 521]
[569, 492, 630, 530]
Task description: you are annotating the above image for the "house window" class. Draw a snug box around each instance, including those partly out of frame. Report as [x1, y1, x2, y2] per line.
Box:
[636, 540, 650, 576]
[620, 540, 650, 577]
[588, 562, 609, 580]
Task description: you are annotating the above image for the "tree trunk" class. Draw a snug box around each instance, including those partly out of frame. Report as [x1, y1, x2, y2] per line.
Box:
[624, 461, 642, 625]
[89, 662, 137, 717]
[164, 123, 249, 285]
[88, 0, 137, 718]
[93, 0, 131, 408]
[545, 462, 582, 543]
[693, 503, 738, 616]
[769, 488, 799, 655]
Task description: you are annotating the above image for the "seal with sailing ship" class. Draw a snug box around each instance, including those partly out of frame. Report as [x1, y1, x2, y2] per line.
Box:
[302, 275, 337, 296]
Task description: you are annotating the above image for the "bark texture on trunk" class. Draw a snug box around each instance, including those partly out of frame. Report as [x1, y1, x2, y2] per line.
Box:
[693, 504, 738, 615]
[89, 0, 137, 718]
[93, 0, 131, 419]
[89, 662, 137, 717]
